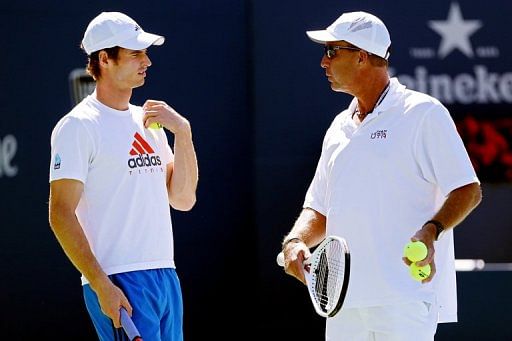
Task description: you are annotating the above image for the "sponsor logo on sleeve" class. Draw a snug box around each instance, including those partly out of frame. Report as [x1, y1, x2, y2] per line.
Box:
[53, 154, 61, 170]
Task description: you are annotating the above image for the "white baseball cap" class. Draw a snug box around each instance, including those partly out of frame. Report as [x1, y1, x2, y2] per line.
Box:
[81, 12, 165, 55]
[306, 11, 391, 60]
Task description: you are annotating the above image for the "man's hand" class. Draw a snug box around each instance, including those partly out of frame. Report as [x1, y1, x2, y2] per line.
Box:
[282, 240, 311, 285]
[142, 100, 191, 136]
[402, 225, 437, 283]
[91, 277, 132, 328]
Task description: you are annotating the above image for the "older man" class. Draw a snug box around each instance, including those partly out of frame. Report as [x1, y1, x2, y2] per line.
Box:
[281, 10, 481, 341]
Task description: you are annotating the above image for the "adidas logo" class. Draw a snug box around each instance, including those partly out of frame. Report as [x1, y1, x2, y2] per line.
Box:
[128, 132, 162, 169]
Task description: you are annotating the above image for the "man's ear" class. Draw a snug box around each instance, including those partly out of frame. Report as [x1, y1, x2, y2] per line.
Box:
[98, 50, 110, 67]
[358, 50, 369, 64]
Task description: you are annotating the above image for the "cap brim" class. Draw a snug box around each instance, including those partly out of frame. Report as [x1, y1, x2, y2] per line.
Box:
[306, 30, 342, 44]
[119, 31, 165, 51]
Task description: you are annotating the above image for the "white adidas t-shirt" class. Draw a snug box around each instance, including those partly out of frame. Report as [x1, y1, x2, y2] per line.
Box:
[304, 78, 479, 322]
[49, 92, 175, 285]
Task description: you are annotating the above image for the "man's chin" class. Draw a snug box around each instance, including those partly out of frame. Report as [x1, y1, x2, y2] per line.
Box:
[329, 82, 347, 93]
[132, 80, 145, 89]
[330, 84, 342, 92]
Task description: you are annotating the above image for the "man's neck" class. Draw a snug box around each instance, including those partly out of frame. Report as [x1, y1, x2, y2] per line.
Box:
[95, 81, 132, 111]
[354, 72, 390, 116]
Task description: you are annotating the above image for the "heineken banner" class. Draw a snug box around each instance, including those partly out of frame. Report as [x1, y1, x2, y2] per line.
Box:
[390, 2, 512, 183]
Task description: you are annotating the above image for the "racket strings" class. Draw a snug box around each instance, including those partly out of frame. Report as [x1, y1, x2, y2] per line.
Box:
[312, 242, 346, 314]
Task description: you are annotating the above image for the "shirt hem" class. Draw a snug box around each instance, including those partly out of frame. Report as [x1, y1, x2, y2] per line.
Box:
[441, 176, 480, 197]
[303, 202, 326, 216]
[80, 260, 176, 285]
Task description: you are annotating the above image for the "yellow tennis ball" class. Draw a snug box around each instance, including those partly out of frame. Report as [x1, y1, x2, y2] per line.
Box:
[149, 122, 162, 129]
[404, 241, 428, 262]
[409, 263, 431, 281]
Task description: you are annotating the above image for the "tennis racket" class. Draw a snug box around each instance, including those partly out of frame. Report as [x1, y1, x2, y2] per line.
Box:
[277, 235, 350, 318]
[120, 307, 143, 341]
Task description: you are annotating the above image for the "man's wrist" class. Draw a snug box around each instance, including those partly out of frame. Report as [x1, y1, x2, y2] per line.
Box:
[423, 220, 445, 241]
[88, 272, 111, 293]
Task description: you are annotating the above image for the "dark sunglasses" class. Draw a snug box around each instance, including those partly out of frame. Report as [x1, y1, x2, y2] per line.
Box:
[324, 45, 362, 59]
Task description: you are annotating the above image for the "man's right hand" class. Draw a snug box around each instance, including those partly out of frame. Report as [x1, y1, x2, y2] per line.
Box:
[92, 277, 133, 328]
[283, 240, 311, 285]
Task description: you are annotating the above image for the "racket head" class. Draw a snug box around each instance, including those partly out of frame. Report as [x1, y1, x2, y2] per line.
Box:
[305, 235, 350, 318]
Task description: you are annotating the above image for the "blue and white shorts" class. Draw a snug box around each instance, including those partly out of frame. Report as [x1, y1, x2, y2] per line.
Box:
[83, 268, 183, 341]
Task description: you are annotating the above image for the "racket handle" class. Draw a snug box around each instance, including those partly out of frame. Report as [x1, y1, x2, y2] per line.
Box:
[276, 252, 284, 267]
[120, 307, 143, 341]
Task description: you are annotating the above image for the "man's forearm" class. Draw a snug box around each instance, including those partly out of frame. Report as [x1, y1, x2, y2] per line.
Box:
[432, 182, 482, 229]
[168, 128, 198, 211]
[422, 182, 482, 240]
[49, 209, 108, 289]
[284, 208, 327, 248]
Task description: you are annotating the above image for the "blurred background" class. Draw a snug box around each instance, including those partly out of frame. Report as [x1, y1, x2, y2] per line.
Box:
[1, 0, 511, 339]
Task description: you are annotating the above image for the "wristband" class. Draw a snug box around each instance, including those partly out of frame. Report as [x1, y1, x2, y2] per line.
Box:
[424, 220, 445, 241]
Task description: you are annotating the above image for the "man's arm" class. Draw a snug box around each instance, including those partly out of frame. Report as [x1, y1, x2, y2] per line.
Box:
[408, 182, 482, 282]
[281, 208, 327, 284]
[166, 126, 198, 211]
[142, 100, 198, 211]
[48, 179, 131, 327]
[423, 182, 482, 237]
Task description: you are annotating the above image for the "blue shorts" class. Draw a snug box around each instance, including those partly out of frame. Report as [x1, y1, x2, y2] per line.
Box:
[83, 268, 183, 341]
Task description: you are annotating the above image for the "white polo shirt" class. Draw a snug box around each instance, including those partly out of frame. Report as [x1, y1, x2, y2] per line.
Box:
[304, 78, 479, 322]
[49, 92, 175, 285]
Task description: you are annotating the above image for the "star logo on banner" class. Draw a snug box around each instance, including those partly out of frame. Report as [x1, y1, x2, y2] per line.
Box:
[428, 2, 482, 59]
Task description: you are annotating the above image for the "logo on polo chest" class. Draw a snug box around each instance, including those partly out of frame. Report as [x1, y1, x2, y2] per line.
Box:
[370, 130, 388, 139]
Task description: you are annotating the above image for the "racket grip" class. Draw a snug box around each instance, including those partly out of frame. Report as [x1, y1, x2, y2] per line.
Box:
[120, 307, 143, 341]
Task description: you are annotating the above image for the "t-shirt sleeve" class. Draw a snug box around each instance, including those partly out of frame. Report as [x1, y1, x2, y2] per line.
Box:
[415, 104, 480, 197]
[49, 116, 95, 184]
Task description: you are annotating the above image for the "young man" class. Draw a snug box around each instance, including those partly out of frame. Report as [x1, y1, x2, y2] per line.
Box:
[48, 12, 198, 340]
[280, 11, 482, 340]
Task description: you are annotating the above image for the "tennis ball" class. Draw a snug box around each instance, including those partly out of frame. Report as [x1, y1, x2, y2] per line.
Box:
[149, 122, 162, 129]
[403, 241, 428, 262]
[410, 263, 431, 281]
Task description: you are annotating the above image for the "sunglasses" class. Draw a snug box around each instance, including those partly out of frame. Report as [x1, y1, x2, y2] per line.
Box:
[324, 45, 363, 59]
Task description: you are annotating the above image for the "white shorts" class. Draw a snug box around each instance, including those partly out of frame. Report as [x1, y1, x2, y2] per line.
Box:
[326, 301, 439, 341]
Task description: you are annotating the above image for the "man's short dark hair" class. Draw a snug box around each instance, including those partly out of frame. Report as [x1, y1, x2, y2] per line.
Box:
[85, 46, 121, 80]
